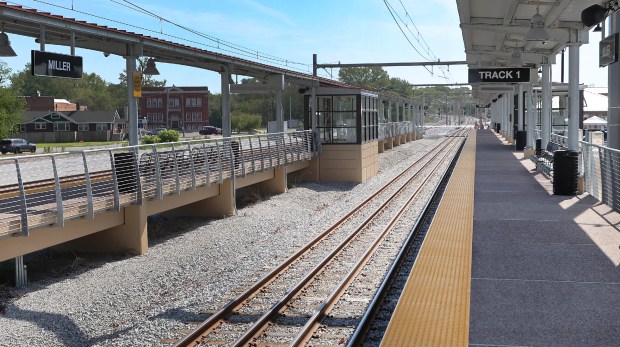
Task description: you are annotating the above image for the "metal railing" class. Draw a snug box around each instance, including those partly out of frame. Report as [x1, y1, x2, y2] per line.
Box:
[580, 142, 620, 212]
[0, 131, 313, 238]
[533, 131, 620, 213]
[379, 121, 414, 140]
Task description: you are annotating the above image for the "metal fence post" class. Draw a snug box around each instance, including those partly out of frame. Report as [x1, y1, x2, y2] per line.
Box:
[50, 156, 64, 227]
[108, 150, 120, 211]
[81, 152, 94, 219]
[14, 159, 29, 236]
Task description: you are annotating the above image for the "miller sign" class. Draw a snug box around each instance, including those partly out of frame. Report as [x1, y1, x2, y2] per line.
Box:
[468, 68, 530, 83]
[31, 50, 83, 79]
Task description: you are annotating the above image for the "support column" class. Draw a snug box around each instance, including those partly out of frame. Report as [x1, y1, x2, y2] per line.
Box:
[527, 83, 535, 149]
[541, 63, 551, 149]
[270, 75, 285, 133]
[568, 44, 580, 151]
[126, 56, 139, 146]
[609, 12, 620, 149]
[221, 64, 232, 138]
[517, 85, 524, 132]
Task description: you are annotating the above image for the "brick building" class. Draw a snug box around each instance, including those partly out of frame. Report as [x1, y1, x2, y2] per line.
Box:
[139, 86, 209, 132]
[22, 93, 87, 112]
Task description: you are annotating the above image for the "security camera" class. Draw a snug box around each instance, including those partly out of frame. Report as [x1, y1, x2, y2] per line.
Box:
[103, 52, 110, 57]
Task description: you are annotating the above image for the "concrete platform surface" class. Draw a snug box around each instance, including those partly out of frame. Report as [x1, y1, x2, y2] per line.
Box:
[470, 130, 620, 347]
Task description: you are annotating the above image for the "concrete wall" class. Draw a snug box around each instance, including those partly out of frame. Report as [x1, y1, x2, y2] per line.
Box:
[319, 141, 378, 183]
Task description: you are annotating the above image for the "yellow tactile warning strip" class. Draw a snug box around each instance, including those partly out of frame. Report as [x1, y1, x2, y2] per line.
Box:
[380, 131, 476, 347]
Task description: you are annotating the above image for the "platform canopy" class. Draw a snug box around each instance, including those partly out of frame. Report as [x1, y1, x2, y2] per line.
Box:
[584, 115, 607, 125]
[456, 0, 608, 103]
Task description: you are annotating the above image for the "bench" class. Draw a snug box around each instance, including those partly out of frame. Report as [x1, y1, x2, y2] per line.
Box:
[530, 141, 563, 176]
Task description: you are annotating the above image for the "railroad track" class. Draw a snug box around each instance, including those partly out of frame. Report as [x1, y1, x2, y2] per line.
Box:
[170, 129, 469, 346]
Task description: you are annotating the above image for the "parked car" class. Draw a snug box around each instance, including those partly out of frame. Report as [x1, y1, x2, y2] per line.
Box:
[0, 138, 36, 154]
[147, 127, 167, 136]
[199, 126, 222, 135]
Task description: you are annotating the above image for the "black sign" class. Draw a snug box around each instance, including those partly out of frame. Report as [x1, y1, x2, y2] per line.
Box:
[31, 50, 83, 79]
[600, 33, 618, 67]
[468, 68, 530, 83]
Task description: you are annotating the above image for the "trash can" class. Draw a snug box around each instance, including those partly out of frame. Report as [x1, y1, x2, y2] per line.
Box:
[515, 130, 527, 151]
[553, 150, 578, 196]
[496, 123, 501, 133]
[113, 152, 137, 194]
[535, 139, 542, 156]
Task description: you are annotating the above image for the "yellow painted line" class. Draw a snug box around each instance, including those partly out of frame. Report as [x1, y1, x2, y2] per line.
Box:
[380, 130, 476, 347]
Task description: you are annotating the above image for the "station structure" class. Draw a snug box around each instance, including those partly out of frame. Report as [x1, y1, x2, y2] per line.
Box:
[0, 1, 619, 345]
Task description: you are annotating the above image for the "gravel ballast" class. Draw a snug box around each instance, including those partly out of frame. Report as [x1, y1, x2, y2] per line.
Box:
[0, 127, 460, 346]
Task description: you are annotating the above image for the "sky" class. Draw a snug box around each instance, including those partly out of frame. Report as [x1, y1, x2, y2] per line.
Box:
[0, 0, 610, 94]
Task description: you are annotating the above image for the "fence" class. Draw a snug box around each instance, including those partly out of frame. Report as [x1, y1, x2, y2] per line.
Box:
[534, 131, 620, 213]
[0, 131, 314, 238]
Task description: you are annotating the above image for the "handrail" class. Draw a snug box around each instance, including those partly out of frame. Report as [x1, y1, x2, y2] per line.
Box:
[0, 130, 314, 238]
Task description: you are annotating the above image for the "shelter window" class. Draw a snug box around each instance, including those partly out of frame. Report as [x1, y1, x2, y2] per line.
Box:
[19, 124, 26, 132]
[316, 95, 358, 144]
[78, 123, 89, 131]
[96, 123, 107, 131]
[35, 122, 46, 130]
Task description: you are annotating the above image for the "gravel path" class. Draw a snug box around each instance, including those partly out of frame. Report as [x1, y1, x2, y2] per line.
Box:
[0, 126, 460, 347]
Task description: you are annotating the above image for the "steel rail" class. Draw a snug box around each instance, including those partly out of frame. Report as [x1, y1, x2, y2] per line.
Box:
[290, 130, 468, 346]
[345, 129, 468, 346]
[173, 130, 466, 347]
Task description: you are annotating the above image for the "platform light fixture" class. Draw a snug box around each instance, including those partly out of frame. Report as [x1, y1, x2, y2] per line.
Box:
[143, 58, 160, 75]
[525, 5, 551, 41]
[0, 25, 17, 57]
[508, 50, 524, 66]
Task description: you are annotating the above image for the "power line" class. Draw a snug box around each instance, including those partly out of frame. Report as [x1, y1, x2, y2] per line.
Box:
[114, 0, 309, 68]
[20, 0, 314, 73]
[386, 0, 453, 82]
[382, 0, 449, 81]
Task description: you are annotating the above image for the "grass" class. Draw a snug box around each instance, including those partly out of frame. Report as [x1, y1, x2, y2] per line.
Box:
[36, 141, 128, 148]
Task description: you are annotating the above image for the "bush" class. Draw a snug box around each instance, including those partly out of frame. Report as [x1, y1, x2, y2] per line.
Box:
[232, 111, 262, 133]
[157, 129, 180, 143]
[142, 135, 159, 144]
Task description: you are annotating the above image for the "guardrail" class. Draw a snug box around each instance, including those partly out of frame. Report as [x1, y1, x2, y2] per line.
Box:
[533, 131, 620, 213]
[0, 131, 313, 238]
[379, 121, 414, 140]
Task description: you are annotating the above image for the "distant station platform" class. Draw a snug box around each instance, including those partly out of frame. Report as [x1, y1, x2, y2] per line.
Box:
[381, 129, 620, 346]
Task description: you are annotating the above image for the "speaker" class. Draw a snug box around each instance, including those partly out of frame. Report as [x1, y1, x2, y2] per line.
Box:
[581, 4, 608, 27]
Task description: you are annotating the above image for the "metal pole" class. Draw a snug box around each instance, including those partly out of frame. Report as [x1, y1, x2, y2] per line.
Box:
[527, 84, 535, 149]
[609, 12, 620, 150]
[126, 56, 139, 146]
[221, 64, 232, 138]
[518, 84, 524, 132]
[541, 63, 551, 149]
[568, 43, 580, 151]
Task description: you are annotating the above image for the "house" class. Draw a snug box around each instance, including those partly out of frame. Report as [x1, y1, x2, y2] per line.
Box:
[138, 86, 209, 132]
[22, 93, 88, 112]
[15, 110, 122, 143]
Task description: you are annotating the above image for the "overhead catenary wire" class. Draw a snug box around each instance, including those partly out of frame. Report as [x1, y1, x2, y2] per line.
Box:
[383, 0, 452, 82]
[18, 0, 315, 74]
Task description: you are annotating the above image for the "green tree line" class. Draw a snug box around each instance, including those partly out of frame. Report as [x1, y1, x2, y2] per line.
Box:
[0, 59, 473, 140]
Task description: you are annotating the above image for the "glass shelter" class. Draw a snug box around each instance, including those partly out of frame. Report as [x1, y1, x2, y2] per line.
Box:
[304, 88, 379, 144]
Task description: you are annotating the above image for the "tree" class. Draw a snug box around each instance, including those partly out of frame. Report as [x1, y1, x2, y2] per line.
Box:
[208, 93, 222, 127]
[338, 67, 390, 90]
[9, 64, 116, 110]
[0, 87, 26, 138]
[0, 61, 12, 86]
[231, 110, 261, 133]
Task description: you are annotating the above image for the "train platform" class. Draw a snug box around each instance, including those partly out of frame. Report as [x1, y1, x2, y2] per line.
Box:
[381, 129, 620, 346]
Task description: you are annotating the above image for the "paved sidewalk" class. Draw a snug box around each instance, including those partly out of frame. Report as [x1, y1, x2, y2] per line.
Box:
[469, 130, 620, 347]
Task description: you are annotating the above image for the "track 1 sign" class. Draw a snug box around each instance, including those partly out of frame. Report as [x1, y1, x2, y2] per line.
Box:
[468, 68, 530, 83]
[31, 50, 83, 79]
